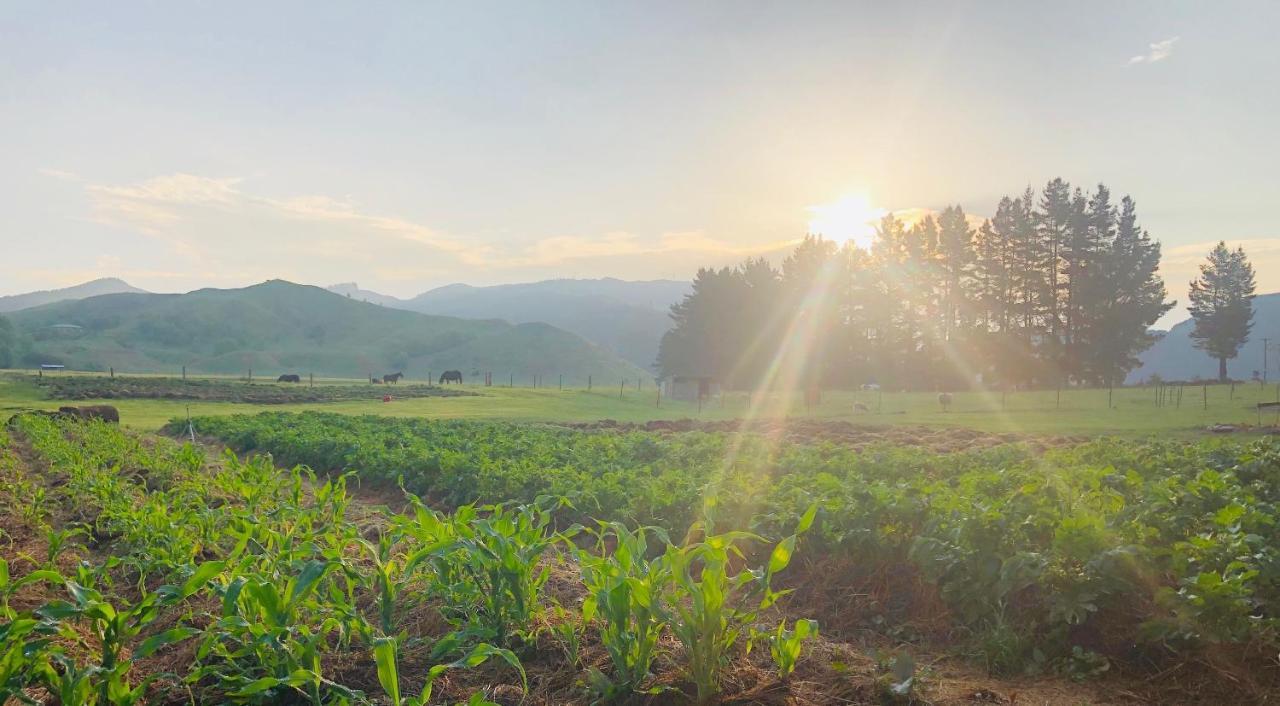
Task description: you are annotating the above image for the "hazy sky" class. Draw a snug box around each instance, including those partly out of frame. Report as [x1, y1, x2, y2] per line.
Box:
[2, 2, 1277, 325]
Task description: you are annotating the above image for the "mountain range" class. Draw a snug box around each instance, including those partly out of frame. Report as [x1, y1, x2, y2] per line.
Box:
[1127, 292, 1280, 383]
[0, 277, 145, 313]
[6, 277, 1277, 384]
[5, 280, 645, 381]
[327, 278, 690, 369]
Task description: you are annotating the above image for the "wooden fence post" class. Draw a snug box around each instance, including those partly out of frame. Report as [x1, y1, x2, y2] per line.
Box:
[619, 380, 624, 399]
[110, 367, 114, 379]
[559, 374, 563, 390]
[310, 372, 314, 388]
[1203, 384, 1208, 410]
[182, 365, 186, 381]
[588, 375, 592, 391]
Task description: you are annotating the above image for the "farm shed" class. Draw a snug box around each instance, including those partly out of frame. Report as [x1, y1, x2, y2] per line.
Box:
[663, 375, 719, 402]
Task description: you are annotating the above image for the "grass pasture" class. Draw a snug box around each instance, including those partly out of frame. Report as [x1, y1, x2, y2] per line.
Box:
[4, 370, 1280, 436]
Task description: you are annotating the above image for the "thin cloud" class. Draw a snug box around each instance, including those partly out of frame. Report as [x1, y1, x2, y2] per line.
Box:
[37, 167, 82, 181]
[1129, 37, 1179, 65]
[62, 172, 773, 287]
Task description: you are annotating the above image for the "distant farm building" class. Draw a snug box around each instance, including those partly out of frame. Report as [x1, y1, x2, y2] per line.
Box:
[663, 375, 719, 402]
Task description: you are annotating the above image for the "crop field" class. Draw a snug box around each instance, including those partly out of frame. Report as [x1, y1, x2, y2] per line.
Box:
[1, 410, 1277, 704]
[5, 371, 1280, 436]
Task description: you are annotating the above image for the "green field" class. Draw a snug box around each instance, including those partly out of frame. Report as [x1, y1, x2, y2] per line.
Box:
[5, 370, 1280, 436]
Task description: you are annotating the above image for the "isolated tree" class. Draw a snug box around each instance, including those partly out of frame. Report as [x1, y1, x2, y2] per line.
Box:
[1188, 241, 1256, 381]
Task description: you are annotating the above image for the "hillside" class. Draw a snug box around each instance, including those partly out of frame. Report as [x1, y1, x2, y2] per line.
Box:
[400, 279, 689, 370]
[1127, 291, 1280, 383]
[9, 280, 646, 381]
[0, 277, 146, 313]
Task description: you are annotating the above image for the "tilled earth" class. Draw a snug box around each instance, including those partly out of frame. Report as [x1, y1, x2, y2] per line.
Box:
[565, 417, 1083, 452]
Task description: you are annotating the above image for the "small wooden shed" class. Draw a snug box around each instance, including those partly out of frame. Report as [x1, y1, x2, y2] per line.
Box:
[663, 375, 719, 402]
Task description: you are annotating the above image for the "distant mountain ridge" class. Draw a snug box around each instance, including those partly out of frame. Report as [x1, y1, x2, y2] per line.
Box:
[9, 280, 645, 381]
[1128, 292, 1280, 383]
[0, 278, 145, 313]
[327, 278, 690, 369]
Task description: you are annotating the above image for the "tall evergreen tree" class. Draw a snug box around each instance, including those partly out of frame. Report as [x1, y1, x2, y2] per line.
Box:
[1188, 242, 1257, 382]
[1088, 196, 1173, 384]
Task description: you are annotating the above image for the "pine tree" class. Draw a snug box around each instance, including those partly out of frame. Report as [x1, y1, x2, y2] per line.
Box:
[1088, 196, 1173, 384]
[1188, 242, 1257, 382]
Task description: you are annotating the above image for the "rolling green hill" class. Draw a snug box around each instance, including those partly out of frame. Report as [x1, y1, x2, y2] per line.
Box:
[9, 280, 647, 382]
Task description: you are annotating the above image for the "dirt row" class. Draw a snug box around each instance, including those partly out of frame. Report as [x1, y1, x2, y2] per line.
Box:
[565, 418, 1084, 453]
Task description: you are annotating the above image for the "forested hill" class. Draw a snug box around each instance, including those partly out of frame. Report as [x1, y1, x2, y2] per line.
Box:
[325, 278, 690, 369]
[402, 279, 689, 370]
[0, 278, 145, 312]
[1128, 292, 1280, 383]
[8, 280, 646, 381]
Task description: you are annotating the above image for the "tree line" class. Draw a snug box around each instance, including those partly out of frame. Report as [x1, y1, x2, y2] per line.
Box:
[658, 178, 1256, 390]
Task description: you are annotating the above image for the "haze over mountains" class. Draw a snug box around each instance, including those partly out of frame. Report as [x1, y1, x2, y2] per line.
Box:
[6, 280, 645, 381]
[0, 278, 144, 313]
[328, 279, 690, 369]
[1128, 292, 1280, 384]
[5, 276, 1278, 383]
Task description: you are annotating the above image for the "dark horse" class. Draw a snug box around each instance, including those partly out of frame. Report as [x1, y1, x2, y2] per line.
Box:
[439, 370, 463, 385]
[383, 372, 404, 385]
[277, 374, 301, 383]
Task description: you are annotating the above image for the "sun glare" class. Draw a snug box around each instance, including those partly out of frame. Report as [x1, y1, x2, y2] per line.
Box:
[806, 193, 887, 249]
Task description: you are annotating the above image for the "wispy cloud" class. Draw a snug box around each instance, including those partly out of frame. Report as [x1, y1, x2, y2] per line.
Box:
[1160, 238, 1280, 309]
[55, 172, 771, 291]
[37, 167, 82, 181]
[1129, 36, 1179, 65]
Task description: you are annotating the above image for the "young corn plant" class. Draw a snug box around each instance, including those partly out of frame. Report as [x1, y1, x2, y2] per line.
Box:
[197, 559, 358, 705]
[32, 560, 223, 706]
[373, 636, 525, 706]
[402, 496, 573, 648]
[665, 506, 816, 704]
[576, 522, 672, 700]
[748, 618, 818, 679]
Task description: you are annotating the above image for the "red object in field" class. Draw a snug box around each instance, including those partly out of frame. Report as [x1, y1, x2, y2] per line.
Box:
[382, 395, 392, 402]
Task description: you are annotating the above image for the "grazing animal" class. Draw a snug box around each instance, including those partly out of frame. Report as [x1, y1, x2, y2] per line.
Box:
[439, 370, 464, 385]
[371, 377, 383, 384]
[382, 372, 404, 385]
[861, 383, 880, 391]
[57, 405, 120, 423]
[277, 374, 301, 383]
[937, 393, 953, 412]
[853, 402, 869, 413]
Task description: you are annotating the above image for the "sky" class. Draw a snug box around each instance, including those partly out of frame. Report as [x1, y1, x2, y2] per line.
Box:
[2, 1, 1277, 326]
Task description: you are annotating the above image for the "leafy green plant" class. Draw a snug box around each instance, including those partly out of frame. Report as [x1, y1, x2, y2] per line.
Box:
[577, 522, 672, 699]
[373, 636, 525, 706]
[749, 618, 818, 680]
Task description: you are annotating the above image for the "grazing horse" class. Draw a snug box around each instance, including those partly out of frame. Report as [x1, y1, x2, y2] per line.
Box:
[57, 405, 121, 423]
[439, 370, 463, 385]
[277, 374, 301, 383]
[382, 372, 404, 385]
[853, 402, 869, 413]
[937, 392, 953, 412]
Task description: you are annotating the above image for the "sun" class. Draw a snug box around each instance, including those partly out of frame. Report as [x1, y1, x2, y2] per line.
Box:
[806, 193, 887, 249]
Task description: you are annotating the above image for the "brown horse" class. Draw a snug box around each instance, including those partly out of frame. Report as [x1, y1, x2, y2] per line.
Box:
[383, 372, 404, 385]
[277, 374, 301, 383]
[438, 370, 463, 385]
